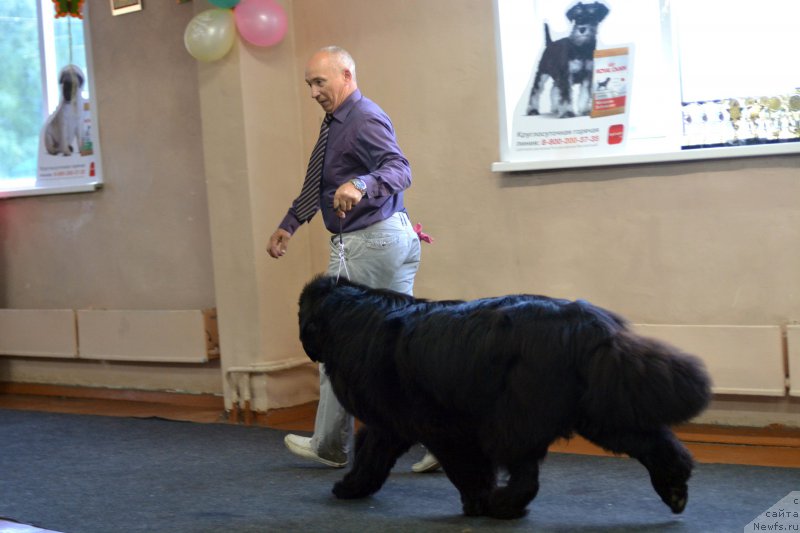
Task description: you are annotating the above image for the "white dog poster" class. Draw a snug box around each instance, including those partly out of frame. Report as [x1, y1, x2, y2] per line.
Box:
[38, 64, 102, 187]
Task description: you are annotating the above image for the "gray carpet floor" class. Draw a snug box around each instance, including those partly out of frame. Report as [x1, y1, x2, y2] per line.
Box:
[1, 409, 797, 532]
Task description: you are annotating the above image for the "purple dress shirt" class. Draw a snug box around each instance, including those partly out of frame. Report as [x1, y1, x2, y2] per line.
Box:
[279, 90, 411, 235]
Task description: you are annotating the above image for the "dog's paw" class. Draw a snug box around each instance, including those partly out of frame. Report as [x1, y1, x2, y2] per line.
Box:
[486, 489, 529, 520]
[332, 479, 371, 500]
[462, 501, 484, 517]
[648, 462, 691, 514]
[486, 503, 528, 520]
[461, 496, 488, 517]
[657, 482, 688, 514]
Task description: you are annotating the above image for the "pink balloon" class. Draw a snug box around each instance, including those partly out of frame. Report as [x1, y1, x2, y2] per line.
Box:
[234, 0, 288, 47]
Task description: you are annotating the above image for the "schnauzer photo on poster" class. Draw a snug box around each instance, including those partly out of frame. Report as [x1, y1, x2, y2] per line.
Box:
[497, 0, 639, 163]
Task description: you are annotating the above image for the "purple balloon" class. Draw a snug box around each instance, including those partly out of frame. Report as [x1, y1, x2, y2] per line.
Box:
[234, 0, 288, 47]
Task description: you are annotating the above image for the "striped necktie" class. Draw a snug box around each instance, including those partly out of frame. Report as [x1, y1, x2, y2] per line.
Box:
[294, 114, 334, 223]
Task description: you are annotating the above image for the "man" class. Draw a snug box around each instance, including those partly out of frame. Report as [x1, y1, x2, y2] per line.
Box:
[267, 46, 439, 474]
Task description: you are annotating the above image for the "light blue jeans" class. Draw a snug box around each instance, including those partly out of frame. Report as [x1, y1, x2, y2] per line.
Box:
[310, 211, 421, 462]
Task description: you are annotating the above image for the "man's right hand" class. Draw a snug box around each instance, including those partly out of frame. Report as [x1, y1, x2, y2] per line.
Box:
[267, 228, 292, 258]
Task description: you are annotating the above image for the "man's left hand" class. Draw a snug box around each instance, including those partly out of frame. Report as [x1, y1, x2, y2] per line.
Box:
[333, 182, 363, 218]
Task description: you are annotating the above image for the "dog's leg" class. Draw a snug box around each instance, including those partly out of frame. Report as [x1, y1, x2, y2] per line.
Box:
[577, 425, 693, 513]
[44, 125, 59, 155]
[430, 441, 496, 517]
[44, 113, 62, 156]
[59, 117, 73, 156]
[553, 78, 575, 118]
[332, 426, 412, 500]
[485, 450, 546, 519]
[526, 73, 547, 116]
[578, 72, 593, 115]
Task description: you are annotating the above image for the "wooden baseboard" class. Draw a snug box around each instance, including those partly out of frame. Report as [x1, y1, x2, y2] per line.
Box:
[3, 383, 799, 454]
[0, 382, 224, 409]
[675, 422, 800, 448]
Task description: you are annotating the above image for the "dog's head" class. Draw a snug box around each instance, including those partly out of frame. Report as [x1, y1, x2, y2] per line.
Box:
[297, 275, 342, 362]
[566, 2, 609, 46]
[298, 275, 413, 362]
[59, 65, 85, 103]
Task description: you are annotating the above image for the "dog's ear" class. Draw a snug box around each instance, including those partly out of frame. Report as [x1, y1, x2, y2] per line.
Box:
[299, 317, 323, 362]
[58, 66, 85, 89]
[566, 2, 609, 24]
[297, 275, 339, 363]
[297, 293, 325, 363]
[566, 2, 585, 21]
[591, 2, 609, 22]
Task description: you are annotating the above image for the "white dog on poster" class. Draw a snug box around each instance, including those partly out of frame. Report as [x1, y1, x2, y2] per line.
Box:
[43, 64, 86, 156]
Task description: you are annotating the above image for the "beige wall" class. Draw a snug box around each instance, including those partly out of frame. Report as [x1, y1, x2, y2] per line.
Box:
[290, 1, 800, 329]
[248, 0, 800, 419]
[1, 0, 798, 422]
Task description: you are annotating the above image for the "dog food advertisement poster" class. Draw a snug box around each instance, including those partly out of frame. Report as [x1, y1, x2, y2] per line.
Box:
[591, 47, 629, 118]
[37, 64, 103, 188]
[495, 0, 654, 163]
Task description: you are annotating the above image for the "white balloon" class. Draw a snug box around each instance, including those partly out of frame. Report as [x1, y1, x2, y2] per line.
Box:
[184, 9, 236, 62]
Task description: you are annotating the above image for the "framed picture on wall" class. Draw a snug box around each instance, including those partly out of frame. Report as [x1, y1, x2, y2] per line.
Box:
[110, 0, 142, 16]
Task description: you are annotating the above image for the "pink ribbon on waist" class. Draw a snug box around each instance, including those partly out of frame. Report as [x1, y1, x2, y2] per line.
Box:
[413, 223, 434, 244]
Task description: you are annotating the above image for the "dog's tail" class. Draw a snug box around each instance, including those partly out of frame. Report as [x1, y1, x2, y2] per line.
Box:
[544, 23, 552, 46]
[581, 327, 712, 430]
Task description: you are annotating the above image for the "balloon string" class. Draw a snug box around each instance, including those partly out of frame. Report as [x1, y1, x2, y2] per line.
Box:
[68, 17, 73, 65]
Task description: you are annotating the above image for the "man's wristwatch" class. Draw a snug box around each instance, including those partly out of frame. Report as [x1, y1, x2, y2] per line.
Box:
[350, 178, 367, 196]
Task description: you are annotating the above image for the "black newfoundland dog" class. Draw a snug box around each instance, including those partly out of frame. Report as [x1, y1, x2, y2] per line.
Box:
[298, 275, 712, 519]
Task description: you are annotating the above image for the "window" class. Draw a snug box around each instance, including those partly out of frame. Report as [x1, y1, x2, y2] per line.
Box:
[492, 0, 800, 172]
[0, 0, 102, 198]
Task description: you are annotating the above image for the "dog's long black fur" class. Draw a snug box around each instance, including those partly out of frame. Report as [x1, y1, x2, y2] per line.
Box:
[298, 275, 712, 519]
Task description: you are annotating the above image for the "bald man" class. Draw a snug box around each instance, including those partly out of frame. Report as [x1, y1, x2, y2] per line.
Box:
[268, 46, 438, 474]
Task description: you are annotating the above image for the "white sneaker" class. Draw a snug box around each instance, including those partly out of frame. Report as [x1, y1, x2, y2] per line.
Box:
[284, 434, 347, 468]
[411, 451, 441, 473]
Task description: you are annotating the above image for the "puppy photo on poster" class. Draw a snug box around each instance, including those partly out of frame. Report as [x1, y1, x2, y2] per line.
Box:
[42, 64, 90, 158]
[37, 63, 103, 186]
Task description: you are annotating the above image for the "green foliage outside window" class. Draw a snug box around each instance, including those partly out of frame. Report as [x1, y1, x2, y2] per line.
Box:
[0, 0, 43, 179]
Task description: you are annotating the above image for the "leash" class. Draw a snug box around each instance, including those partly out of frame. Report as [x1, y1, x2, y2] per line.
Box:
[335, 215, 350, 283]
[333, 209, 433, 283]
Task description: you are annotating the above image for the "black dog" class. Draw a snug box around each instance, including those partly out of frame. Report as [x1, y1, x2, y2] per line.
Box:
[298, 275, 711, 519]
[526, 1, 610, 118]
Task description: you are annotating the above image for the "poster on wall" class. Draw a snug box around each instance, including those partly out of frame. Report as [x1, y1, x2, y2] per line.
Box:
[499, 0, 633, 163]
[37, 64, 103, 189]
[494, 0, 800, 172]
